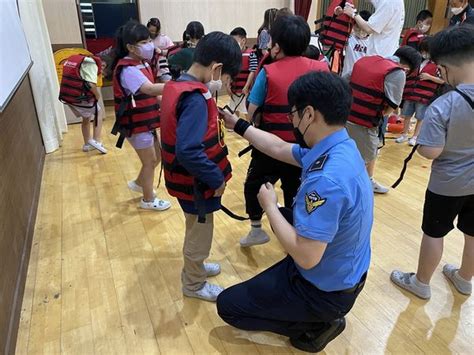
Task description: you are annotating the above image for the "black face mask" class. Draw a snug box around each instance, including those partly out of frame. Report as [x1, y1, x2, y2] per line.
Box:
[294, 114, 310, 149]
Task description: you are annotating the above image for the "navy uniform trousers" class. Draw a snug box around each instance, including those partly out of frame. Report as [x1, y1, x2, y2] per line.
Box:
[216, 208, 366, 339]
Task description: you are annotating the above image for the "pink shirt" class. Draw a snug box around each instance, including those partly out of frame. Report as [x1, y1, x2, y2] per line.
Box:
[153, 34, 174, 50]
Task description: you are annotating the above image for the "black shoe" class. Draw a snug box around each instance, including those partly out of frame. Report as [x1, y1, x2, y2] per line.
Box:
[289, 318, 346, 353]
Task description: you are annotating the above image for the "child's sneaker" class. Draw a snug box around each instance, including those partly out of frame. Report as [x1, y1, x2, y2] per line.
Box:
[443, 264, 472, 295]
[372, 179, 389, 194]
[139, 197, 171, 211]
[182, 282, 224, 302]
[390, 270, 431, 299]
[240, 228, 270, 247]
[204, 262, 221, 277]
[408, 136, 417, 146]
[128, 180, 157, 195]
[395, 134, 409, 143]
[88, 139, 107, 154]
[82, 143, 94, 152]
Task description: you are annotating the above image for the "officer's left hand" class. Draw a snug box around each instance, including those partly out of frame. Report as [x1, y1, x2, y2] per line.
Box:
[258, 183, 278, 211]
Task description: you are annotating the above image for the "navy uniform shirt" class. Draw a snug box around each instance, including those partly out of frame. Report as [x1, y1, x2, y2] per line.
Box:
[291, 128, 373, 291]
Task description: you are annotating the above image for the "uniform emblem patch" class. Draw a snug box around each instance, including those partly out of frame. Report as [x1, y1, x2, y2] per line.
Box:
[309, 154, 328, 172]
[305, 191, 326, 214]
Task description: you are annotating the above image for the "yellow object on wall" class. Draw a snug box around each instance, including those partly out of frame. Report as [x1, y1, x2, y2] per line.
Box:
[54, 48, 103, 87]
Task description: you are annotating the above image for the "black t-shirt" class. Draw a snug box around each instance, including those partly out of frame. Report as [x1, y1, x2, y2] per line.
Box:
[449, 5, 474, 26]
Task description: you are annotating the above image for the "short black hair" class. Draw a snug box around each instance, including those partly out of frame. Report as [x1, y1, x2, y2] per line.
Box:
[288, 72, 352, 126]
[303, 45, 320, 60]
[270, 15, 310, 56]
[193, 31, 242, 78]
[429, 25, 474, 66]
[359, 10, 372, 22]
[419, 36, 432, 54]
[394, 46, 423, 73]
[230, 27, 247, 37]
[147, 17, 161, 31]
[416, 10, 433, 23]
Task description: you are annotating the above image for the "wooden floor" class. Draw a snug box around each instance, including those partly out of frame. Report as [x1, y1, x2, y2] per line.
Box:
[16, 107, 473, 354]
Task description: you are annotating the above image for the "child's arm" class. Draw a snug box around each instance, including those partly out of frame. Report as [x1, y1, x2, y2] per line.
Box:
[417, 146, 444, 160]
[88, 82, 101, 101]
[419, 72, 445, 85]
[139, 81, 165, 96]
[243, 72, 255, 96]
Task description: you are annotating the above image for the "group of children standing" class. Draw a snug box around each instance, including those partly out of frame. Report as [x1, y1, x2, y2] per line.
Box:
[58, 6, 473, 351]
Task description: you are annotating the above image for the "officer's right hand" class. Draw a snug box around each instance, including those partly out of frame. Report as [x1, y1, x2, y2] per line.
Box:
[218, 107, 238, 130]
[214, 182, 226, 197]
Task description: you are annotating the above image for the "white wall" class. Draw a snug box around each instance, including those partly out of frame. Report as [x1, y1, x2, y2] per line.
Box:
[139, 0, 292, 41]
[42, 0, 82, 45]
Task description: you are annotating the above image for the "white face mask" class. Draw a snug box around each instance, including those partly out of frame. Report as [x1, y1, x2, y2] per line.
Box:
[206, 66, 222, 94]
[451, 7, 464, 15]
[420, 24, 431, 33]
[137, 42, 155, 61]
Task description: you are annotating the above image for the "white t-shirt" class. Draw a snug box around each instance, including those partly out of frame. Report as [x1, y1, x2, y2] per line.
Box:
[341, 35, 369, 77]
[153, 34, 174, 50]
[367, 0, 405, 57]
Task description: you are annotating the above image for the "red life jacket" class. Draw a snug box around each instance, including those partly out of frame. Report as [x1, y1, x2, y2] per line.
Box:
[112, 58, 160, 148]
[59, 54, 102, 107]
[320, 0, 354, 51]
[160, 80, 232, 202]
[349, 56, 403, 128]
[403, 61, 440, 105]
[262, 57, 330, 142]
[231, 48, 254, 94]
[401, 28, 425, 50]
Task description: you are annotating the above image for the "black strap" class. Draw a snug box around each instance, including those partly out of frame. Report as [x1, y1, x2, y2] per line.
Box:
[350, 82, 386, 99]
[220, 205, 249, 221]
[455, 89, 474, 109]
[392, 144, 419, 188]
[238, 145, 253, 157]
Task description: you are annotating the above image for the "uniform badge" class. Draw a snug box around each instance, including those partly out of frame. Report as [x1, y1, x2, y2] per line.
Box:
[309, 154, 328, 172]
[305, 191, 326, 214]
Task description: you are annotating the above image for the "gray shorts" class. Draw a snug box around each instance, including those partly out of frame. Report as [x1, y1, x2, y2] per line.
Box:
[68, 101, 101, 119]
[346, 122, 379, 162]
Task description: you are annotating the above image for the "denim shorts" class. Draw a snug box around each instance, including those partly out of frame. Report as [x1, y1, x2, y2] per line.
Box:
[401, 100, 428, 120]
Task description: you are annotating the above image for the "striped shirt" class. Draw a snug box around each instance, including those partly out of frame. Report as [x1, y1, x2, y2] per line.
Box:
[248, 51, 258, 72]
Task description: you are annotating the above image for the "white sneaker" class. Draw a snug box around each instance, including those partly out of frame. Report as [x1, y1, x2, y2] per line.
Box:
[443, 264, 472, 295]
[204, 262, 221, 277]
[139, 197, 171, 211]
[390, 270, 431, 299]
[127, 180, 157, 195]
[82, 143, 94, 152]
[240, 228, 270, 247]
[372, 179, 389, 194]
[408, 137, 417, 146]
[395, 134, 409, 143]
[182, 282, 224, 302]
[88, 139, 107, 154]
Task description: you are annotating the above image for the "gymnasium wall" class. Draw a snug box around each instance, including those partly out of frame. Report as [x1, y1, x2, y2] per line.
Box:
[42, 0, 83, 49]
[42, 0, 321, 48]
[140, 0, 292, 41]
[0, 76, 44, 354]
